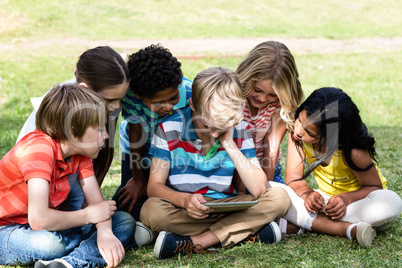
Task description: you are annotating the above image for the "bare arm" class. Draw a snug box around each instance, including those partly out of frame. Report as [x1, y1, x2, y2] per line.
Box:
[82, 175, 125, 268]
[284, 132, 312, 197]
[324, 149, 383, 219]
[285, 133, 325, 212]
[147, 157, 211, 219]
[261, 111, 287, 181]
[220, 126, 267, 197]
[118, 122, 148, 212]
[28, 175, 116, 231]
[28, 175, 124, 268]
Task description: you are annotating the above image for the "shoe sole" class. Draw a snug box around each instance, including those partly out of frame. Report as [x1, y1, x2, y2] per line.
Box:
[357, 223, 376, 247]
[269, 221, 282, 244]
[135, 222, 156, 247]
[34, 261, 50, 268]
[154, 231, 168, 259]
[35, 259, 73, 268]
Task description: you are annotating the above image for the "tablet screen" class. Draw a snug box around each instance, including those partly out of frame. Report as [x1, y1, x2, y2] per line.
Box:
[204, 201, 259, 213]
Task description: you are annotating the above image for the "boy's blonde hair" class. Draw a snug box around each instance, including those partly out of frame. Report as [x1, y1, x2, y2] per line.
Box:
[236, 41, 304, 131]
[191, 67, 244, 131]
[36, 84, 107, 141]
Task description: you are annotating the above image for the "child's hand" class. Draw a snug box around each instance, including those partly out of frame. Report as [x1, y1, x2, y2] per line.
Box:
[324, 194, 348, 220]
[86, 200, 116, 224]
[184, 194, 211, 219]
[97, 227, 125, 268]
[304, 192, 325, 213]
[118, 177, 147, 213]
[219, 126, 235, 148]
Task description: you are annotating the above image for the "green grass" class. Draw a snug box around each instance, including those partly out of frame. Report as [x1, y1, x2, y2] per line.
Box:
[100, 127, 401, 268]
[0, 0, 401, 267]
[1, 51, 401, 157]
[1, 0, 402, 41]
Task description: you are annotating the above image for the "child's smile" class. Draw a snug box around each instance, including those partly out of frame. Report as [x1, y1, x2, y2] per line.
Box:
[247, 80, 279, 113]
[139, 86, 180, 117]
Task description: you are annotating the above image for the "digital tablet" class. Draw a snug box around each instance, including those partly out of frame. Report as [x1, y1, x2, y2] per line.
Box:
[204, 201, 259, 213]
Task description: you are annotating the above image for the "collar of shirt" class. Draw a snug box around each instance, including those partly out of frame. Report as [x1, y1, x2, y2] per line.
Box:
[53, 139, 72, 174]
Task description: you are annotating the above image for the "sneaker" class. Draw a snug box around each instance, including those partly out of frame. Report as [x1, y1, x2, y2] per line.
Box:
[245, 221, 282, 244]
[153, 231, 204, 259]
[34, 259, 74, 268]
[356, 222, 376, 247]
[135, 222, 157, 246]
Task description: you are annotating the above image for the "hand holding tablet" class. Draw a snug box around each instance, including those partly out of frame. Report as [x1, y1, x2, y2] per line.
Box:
[204, 201, 259, 213]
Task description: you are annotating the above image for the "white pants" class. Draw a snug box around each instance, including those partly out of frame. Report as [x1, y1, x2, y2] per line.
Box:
[268, 182, 402, 231]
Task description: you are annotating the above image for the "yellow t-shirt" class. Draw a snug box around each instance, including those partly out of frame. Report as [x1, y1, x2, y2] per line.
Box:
[303, 144, 387, 196]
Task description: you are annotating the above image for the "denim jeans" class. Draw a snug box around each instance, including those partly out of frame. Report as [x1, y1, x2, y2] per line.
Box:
[112, 152, 149, 221]
[68, 174, 86, 211]
[273, 161, 284, 184]
[0, 211, 135, 267]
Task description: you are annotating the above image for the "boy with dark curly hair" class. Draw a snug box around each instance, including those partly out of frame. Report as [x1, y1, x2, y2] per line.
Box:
[113, 44, 192, 245]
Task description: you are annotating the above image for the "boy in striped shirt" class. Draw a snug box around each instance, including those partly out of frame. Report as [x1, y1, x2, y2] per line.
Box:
[140, 67, 291, 259]
[0, 84, 135, 268]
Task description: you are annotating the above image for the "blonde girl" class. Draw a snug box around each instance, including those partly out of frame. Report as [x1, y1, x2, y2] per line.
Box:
[236, 41, 304, 182]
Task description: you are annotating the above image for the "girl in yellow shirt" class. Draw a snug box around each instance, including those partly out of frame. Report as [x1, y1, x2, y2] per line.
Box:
[281, 87, 401, 247]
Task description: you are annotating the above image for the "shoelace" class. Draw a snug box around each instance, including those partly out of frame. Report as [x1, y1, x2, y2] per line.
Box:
[174, 240, 205, 255]
[244, 232, 260, 244]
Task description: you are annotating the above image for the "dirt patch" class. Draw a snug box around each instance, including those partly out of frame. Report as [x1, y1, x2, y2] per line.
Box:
[1, 37, 402, 57]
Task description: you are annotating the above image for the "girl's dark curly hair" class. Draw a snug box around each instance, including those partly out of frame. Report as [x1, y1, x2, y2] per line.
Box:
[294, 87, 377, 180]
[127, 44, 183, 98]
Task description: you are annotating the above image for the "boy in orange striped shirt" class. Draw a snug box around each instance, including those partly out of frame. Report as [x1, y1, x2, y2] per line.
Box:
[0, 84, 135, 268]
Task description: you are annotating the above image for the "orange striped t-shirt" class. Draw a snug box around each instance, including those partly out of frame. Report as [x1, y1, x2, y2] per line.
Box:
[0, 130, 94, 226]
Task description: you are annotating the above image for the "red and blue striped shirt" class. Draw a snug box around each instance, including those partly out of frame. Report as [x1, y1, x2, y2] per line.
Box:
[149, 106, 256, 199]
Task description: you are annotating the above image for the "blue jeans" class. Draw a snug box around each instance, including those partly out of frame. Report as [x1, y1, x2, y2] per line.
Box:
[112, 152, 148, 221]
[273, 161, 284, 184]
[69, 177, 86, 211]
[0, 211, 135, 267]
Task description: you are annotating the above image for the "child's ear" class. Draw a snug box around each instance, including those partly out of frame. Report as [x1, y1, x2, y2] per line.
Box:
[68, 128, 80, 143]
[78, 82, 88, 88]
[189, 98, 195, 111]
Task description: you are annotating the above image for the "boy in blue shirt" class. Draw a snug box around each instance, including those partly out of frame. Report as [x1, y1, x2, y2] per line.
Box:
[114, 45, 192, 228]
[141, 67, 291, 259]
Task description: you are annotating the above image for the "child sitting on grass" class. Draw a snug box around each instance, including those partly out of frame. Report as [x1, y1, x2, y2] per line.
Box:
[283, 87, 401, 247]
[114, 44, 191, 225]
[236, 41, 304, 183]
[0, 84, 135, 268]
[140, 67, 291, 259]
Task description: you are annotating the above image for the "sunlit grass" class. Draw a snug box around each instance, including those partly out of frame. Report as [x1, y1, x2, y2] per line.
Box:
[0, 0, 401, 267]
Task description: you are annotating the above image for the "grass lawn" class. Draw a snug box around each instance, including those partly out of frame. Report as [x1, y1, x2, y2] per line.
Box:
[0, 0, 401, 267]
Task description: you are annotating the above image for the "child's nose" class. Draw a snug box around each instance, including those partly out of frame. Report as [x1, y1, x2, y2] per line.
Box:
[109, 100, 120, 112]
[210, 131, 220, 138]
[294, 124, 302, 138]
[164, 103, 174, 110]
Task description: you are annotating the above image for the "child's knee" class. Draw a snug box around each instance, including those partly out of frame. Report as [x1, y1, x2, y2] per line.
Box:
[268, 187, 291, 208]
[34, 232, 69, 258]
[113, 211, 136, 229]
[140, 197, 165, 227]
[259, 187, 292, 217]
[367, 190, 402, 221]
